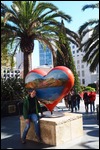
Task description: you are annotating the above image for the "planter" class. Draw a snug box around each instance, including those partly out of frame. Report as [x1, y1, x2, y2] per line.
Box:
[1, 100, 21, 117]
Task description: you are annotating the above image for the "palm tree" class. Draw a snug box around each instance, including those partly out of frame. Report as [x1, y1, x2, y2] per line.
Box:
[1, 1, 72, 79]
[78, 3, 99, 72]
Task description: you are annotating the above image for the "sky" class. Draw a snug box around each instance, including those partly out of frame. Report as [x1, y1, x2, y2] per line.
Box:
[3, 1, 99, 68]
[3, 1, 99, 32]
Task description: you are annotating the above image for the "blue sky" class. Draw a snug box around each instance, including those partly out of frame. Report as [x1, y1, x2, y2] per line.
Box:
[50, 1, 99, 31]
[3, 1, 99, 67]
[3, 1, 99, 32]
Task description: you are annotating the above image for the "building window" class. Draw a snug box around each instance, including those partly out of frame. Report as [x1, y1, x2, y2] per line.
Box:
[72, 45, 75, 49]
[82, 70, 84, 77]
[77, 50, 79, 53]
[82, 79, 85, 84]
[39, 42, 53, 66]
[77, 65, 80, 69]
[81, 65, 84, 68]
[73, 51, 75, 54]
[40, 60, 45, 65]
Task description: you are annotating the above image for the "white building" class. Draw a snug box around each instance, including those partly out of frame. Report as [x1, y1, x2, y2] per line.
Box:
[70, 43, 99, 86]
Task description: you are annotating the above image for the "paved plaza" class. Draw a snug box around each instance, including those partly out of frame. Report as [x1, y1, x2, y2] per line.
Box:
[1, 95, 99, 149]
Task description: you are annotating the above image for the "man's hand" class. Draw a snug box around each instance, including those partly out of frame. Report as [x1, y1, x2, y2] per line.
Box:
[25, 119, 30, 123]
[38, 113, 45, 118]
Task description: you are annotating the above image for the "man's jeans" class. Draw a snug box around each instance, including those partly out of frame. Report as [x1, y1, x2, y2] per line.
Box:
[22, 114, 40, 140]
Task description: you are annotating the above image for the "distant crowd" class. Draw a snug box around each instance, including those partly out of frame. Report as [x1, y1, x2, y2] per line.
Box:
[64, 90, 96, 113]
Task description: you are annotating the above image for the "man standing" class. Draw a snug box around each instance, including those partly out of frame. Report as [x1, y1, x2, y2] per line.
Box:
[75, 92, 82, 111]
[83, 92, 89, 113]
[89, 91, 96, 113]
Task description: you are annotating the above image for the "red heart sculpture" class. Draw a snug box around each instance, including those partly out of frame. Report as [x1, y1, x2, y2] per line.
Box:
[25, 66, 74, 112]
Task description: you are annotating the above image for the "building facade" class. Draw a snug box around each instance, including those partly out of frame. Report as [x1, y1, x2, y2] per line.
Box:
[70, 43, 99, 86]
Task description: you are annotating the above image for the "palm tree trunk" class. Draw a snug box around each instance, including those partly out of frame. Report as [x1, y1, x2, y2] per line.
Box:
[24, 52, 29, 80]
[28, 53, 32, 71]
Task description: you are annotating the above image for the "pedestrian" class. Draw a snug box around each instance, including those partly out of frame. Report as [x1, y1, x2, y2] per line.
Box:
[89, 91, 96, 113]
[21, 88, 43, 144]
[75, 92, 82, 111]
[67, 91, 72, 110]
[64, 94, 69, 108]
[71, 90, 77, 112]
[83, 92, 90, 113]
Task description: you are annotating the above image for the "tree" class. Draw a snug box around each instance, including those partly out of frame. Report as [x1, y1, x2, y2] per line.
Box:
[78, 3, 99, 72]
[1, 46, 15, 68]
[56, 20, 81, 93]
[1, 1, 72, 79]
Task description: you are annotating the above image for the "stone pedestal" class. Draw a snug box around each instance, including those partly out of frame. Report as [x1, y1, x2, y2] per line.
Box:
[20, 111, 83, 145]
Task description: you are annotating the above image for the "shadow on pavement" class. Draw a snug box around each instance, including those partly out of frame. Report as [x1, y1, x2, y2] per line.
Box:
[87, 129, 99, 137]
[1, 134, 53, 149]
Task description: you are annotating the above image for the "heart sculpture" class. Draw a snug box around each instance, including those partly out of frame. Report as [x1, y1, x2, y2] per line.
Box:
[25, 66, 74, 112]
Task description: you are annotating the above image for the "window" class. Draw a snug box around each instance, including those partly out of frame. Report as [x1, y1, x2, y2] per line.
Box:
[77, 50, 79, 53]
[82, 70, 84, 77]
[40, 55, 44, 60]
[81, 65, 84, 68]
[82, 79, 85, 84]
[73, 51, 75, 54]
[40, 60, 45, 65]
[77, 65, 80, 69]
[72, 45, 75, 49]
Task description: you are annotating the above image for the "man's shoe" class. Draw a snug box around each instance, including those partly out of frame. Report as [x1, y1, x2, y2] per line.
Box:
[38, 138, 44, 143]
[40, 138, 44, 143]
[21, 138, 26, 144]
[36, 136, 43, 143]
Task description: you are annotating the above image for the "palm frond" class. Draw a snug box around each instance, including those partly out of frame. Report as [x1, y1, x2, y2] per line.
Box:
[78, 19, 98, 35]
[89, 51, 99, 72]
[82, 3, 99, 11]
